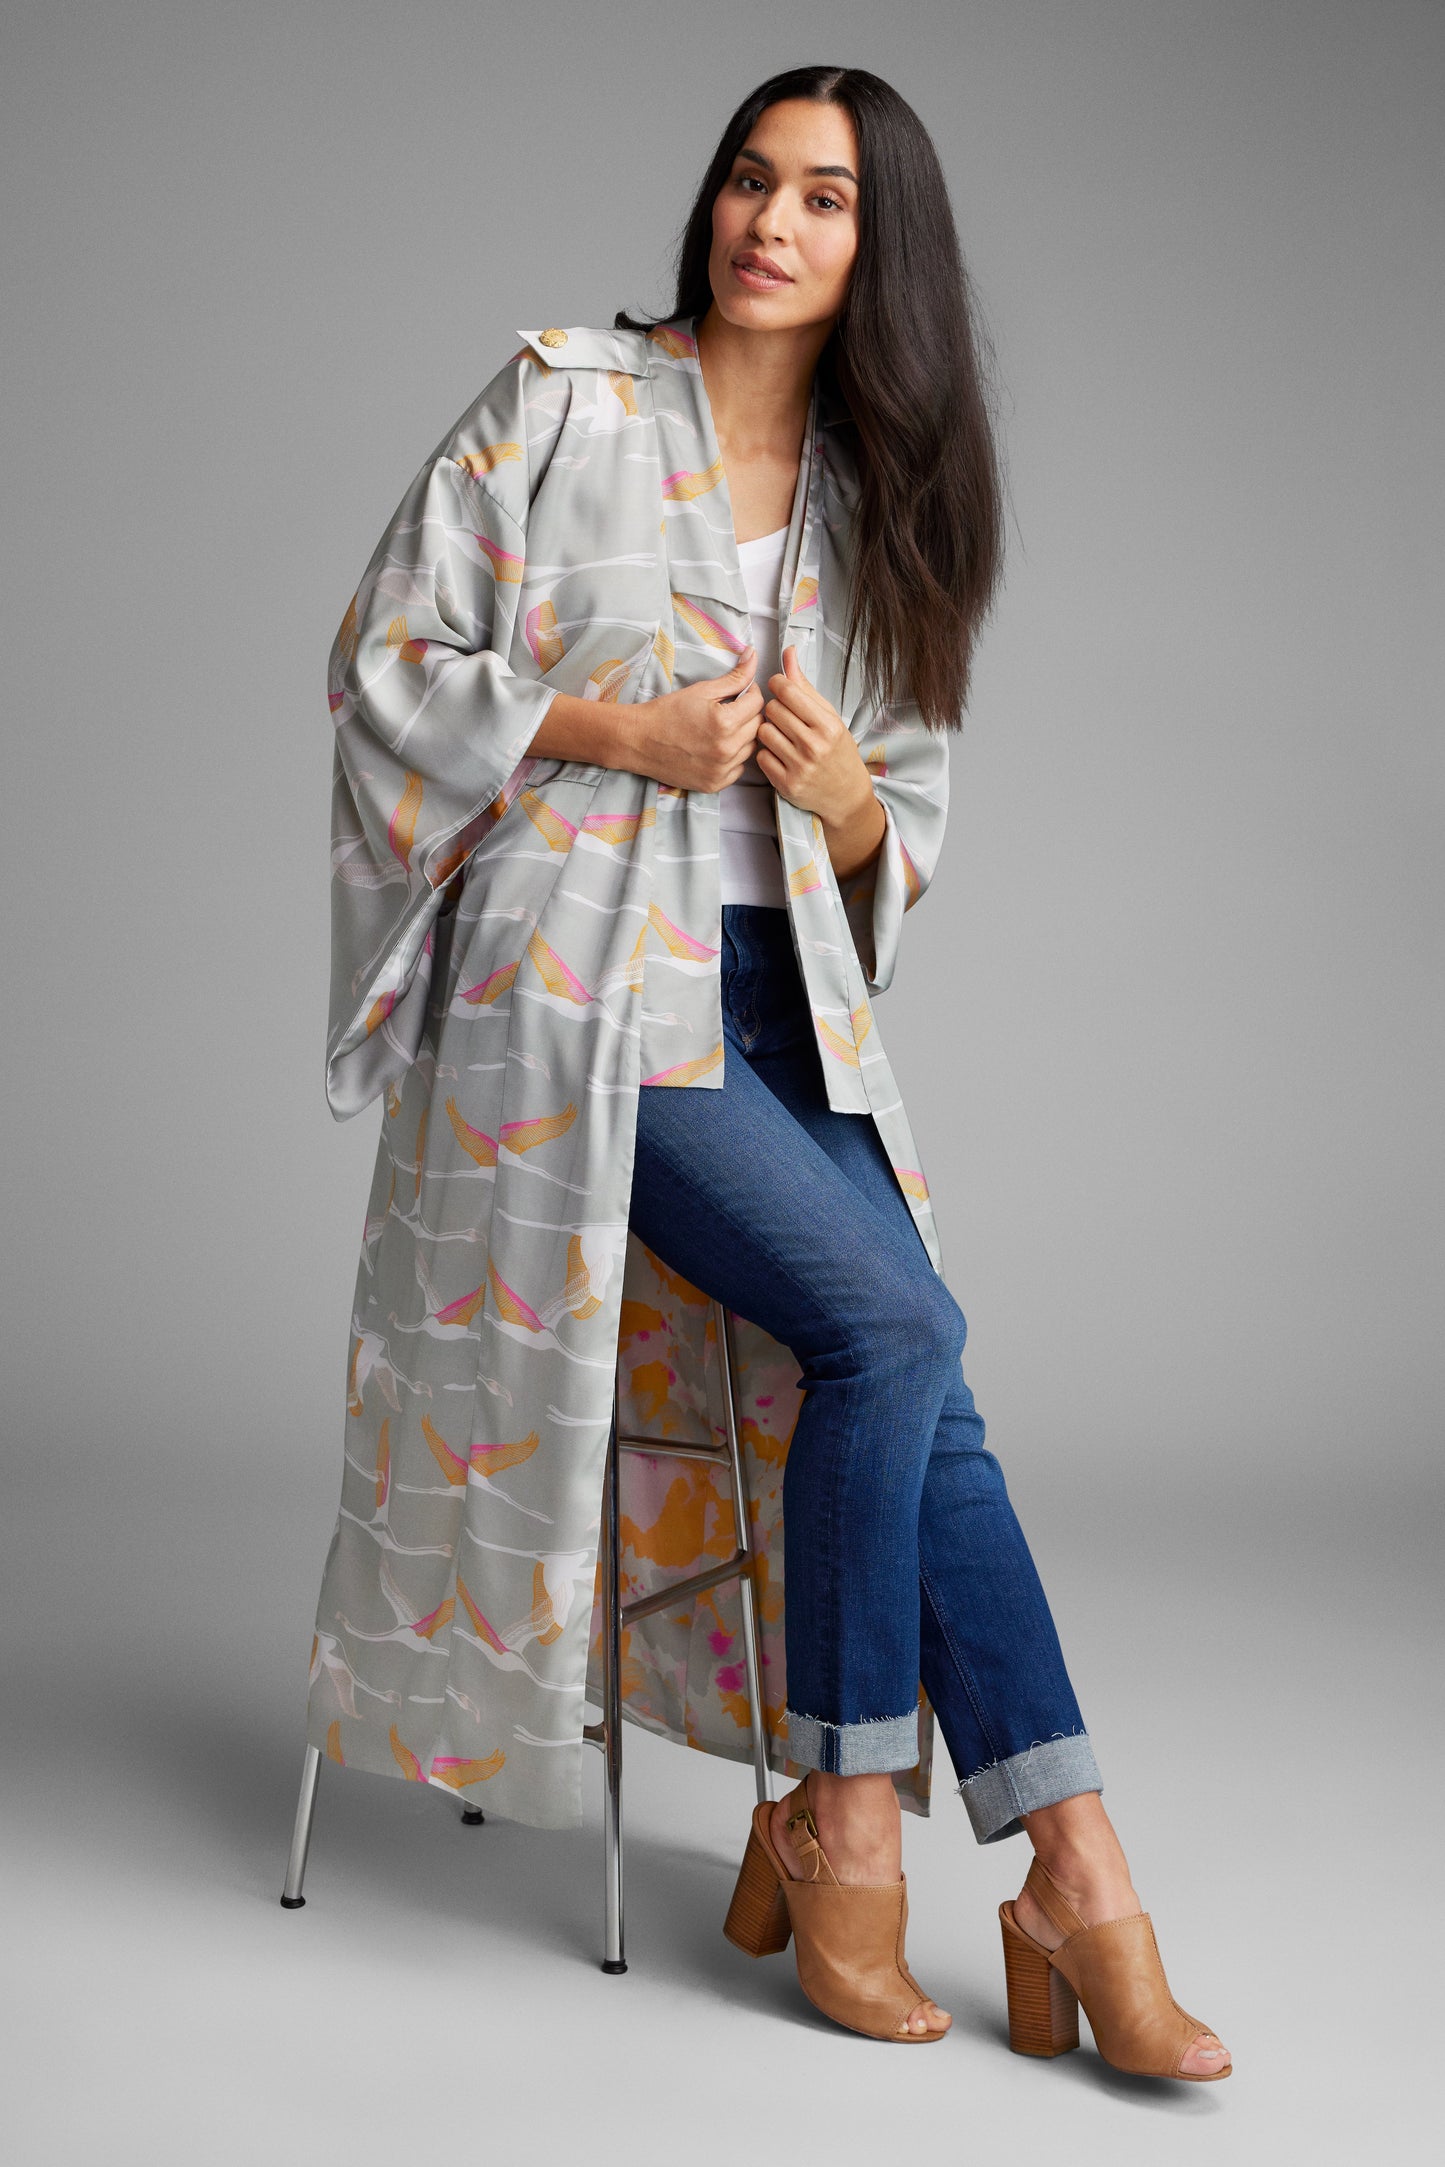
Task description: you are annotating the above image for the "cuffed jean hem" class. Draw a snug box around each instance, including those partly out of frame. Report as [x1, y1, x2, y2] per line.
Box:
[956, 1732, 1104, 1845]
[786, 1708, 920, 1776]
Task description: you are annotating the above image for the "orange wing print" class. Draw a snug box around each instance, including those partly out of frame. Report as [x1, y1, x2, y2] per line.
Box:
[561, 1232, 602, 1319]
[459, 960, 519, 1007]
[581, 807, 656, 845]
[456, 443, 522, 478]
[457, 1577, 511, 1655]
[487, 1259, 545, 1332]
[387, 771, 423, 866]
[499, 1104, 578, 1154]
[646, 903, 718, 960]
[586, 657, 633, 702]
[526, 929, 592, 1004]
[672, 593, 743, 652]
[661, 458, 725, 501]
[815, 1016, 861, 1067]
[385, 614, 428, 665]
[388, 1725, 425, 1780]
[434, 1282, 486, 1329]
[364, 984, 399, 1030]
[641, 1043, 724, 1087]
[526, 597, 566, 671]
[475, 535, 524, 584]
[519, 789, 579, 851]
[443, 1097, 498, 1168]
[413, 1595, 455, 1641]
[421, 1414, 468, 1484]
[429, 1750, 506, 1788]
[647, 324, 697, 359]
[469, 1432, 541, 1477]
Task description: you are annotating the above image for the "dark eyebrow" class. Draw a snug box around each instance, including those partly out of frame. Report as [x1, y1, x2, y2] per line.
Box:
[735, 145, 859, 185]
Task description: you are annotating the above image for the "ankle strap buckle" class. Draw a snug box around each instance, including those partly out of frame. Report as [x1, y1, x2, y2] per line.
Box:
[786, 1800, 820, 1846]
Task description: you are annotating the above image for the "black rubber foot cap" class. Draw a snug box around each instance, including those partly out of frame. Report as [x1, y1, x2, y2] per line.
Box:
[461, 1807, 486, 1825]
[279, 1895, 306, 1910]
[601, 1958, 628, 1975]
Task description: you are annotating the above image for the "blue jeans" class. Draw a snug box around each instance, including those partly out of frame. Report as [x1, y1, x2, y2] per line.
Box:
[628, 904, 1103, 1842]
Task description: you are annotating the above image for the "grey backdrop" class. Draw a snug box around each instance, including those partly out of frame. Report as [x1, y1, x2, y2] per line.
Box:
[3, 2, 1440, 2160]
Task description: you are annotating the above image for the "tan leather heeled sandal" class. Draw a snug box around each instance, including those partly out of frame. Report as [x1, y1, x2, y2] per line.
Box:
[723, 1775, 946, 2043]
[999, 1854, 1232, 2081]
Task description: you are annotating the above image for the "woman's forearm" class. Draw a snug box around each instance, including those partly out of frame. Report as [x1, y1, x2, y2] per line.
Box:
[527, 691, 644, 770]
[820, 784, 887, 882]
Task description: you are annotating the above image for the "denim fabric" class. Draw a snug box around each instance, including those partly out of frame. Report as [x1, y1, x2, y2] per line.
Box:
[628, 904, 1103, 1842]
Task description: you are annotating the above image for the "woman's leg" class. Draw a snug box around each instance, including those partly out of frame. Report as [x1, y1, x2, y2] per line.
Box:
[630, 912, 965, 2033]
[726, 910, 1230, 2075]
[629, 974, 970, 1788]
[722, 913, 1101, 1837]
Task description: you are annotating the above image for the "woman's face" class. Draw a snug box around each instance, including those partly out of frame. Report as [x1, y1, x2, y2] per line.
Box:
[707, 98, 861, 333]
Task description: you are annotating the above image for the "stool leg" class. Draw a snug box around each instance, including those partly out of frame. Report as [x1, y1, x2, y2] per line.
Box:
[600, 1408, 627, 1974]
[737, 1569, 771, 1807]
[280, 1743, 321, 1908]
[715, 1304, 772, 1805]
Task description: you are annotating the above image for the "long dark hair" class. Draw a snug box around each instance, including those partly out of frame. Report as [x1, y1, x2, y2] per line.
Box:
[616, 66, 1004, 733]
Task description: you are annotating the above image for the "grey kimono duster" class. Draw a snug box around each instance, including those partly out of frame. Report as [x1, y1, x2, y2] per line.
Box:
[307, 313, 952, 1827]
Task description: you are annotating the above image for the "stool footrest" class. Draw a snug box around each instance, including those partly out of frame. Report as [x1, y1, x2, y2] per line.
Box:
[617, 1430, 729, 1463]
[621, 1549, 753, 1626]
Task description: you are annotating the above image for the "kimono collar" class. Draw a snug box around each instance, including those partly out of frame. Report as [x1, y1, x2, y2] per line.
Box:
[645, 313, 826, 682]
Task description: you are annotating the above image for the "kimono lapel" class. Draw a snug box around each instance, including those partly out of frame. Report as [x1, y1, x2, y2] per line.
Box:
[651, 311, 821, 670]
[641, 316, 872, 1107]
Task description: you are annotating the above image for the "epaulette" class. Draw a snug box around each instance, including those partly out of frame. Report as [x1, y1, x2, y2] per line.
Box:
[514, 324, 653, 373]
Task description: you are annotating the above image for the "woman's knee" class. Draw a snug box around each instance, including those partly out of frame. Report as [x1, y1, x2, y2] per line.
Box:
[832, 1270, 967, 1392]
[913, 1277, 969, 1375]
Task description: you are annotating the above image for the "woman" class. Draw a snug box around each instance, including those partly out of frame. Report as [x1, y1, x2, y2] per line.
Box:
[310, 65, 1230, 2079]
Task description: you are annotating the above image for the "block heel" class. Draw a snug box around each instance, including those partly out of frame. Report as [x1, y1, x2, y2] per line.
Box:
[723, 1821, 792, 1957]
[721, 1776, 948, 2042]
[999, 1856, 1232, 2082]
[1000, 1903, 1080, 2055]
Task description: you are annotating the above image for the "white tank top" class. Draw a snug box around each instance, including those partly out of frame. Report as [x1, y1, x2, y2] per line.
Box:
[719, 524, 789, 907]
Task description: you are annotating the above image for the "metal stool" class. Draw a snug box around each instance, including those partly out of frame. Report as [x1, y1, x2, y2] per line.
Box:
[280, 1297, 772, 1973]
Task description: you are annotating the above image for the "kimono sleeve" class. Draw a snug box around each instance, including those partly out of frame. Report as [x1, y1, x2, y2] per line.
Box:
[324, 353, 560, 1119]
[835, 687, 950, 994]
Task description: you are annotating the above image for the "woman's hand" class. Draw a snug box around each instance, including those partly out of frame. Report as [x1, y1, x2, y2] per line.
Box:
[629, 647, 765, 792]
[531, 649, 763, 795]
[755, 646, 887, 880]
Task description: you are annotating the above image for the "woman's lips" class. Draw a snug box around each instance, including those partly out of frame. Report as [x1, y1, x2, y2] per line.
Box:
[733, 258, 792, 291]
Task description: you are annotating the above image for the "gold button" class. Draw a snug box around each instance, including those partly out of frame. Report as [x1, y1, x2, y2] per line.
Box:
[538, 327, 567, 348]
